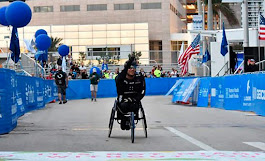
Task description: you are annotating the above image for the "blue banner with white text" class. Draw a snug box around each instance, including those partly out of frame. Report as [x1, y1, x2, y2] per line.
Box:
[197, 77, 211, 107]
[223, 75, 241, 110]
[210, 77, 225, 109]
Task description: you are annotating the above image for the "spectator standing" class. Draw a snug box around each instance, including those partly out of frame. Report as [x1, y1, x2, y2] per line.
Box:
[139, 68, 146, 77]
[170, 68, 179, 77]
[79, 62, 86, 74]
[55, 66, 68, 104]
[57, 56, 62, 66]
[89, 68, 100, 101]
[113, 68, 119, 79]
[154, 68, 161, 78]
[151, 66, 156, 76]
[68, 69, 75, 79]
[161, 71, 166, 77]
[158, 64, 163, 71]
[81, 69, 88, 79]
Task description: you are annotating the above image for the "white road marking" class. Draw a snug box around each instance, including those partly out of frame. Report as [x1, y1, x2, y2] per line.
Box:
[165, 126, 217, 151]
[243, 142, 265, 151]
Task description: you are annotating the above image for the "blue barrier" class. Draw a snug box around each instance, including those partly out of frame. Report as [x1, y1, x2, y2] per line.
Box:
[2, 68, 265, 135]
[0, 69, 58, 134]
[0, 69, 17, 134]
[223, 75, 241, 111]
[171, 74, 265, 117]
[197, 77, 211, 107]
[66, 78, 180, 100]
[252, 74, 265, 116]
[172, 78, 200, 103]
[210, 77, 225, 109]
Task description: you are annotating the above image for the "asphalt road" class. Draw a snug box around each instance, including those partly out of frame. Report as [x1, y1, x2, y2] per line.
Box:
[1, 96, 265, 152]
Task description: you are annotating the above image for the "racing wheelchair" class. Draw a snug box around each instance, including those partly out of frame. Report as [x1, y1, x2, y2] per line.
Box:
[108, 99, 147, 143]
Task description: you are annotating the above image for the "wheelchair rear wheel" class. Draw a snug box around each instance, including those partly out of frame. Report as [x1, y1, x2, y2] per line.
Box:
[108, 107, 116, 137]
[140, 107, 148, 138]
[130, 112, 135, 143]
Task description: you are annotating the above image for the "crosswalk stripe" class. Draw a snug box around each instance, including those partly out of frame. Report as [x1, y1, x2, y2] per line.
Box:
[165, 127, 217, 151]
[243, 142, 265, 151]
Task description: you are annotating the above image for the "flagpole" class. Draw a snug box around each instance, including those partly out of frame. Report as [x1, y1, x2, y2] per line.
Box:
[258, 12, 261, 71]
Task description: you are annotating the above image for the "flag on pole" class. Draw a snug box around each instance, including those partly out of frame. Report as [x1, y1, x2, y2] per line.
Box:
[178, 34, 201, 76]
[220, 22, 228, 56]
[10, 27, 20, 63]
[202, 48, 210, 63]
[259, 13, 265, 40]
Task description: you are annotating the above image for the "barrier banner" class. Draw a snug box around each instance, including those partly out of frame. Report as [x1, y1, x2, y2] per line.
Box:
[210, 77, 225, 108]
[223, 75, 241, 110]
[67, 80, 90, 100]
[165, 79, 183, 96]
[252, 73, 265, 116]
[240, 74, 255, 112]
[52, 81, 58, 98]
[16, 75, 26, 117]
[146, 78, 179, 96]
[172, 78, 199, 103]
[66, 78, 180, 100]
[24, 76, 37, 112]
[10, 71, 18, 129]
[44, 80, 55, 104]
[0, 69, 17, 134]
[36, 78, 45, 109]
[197, 77, 211, 107]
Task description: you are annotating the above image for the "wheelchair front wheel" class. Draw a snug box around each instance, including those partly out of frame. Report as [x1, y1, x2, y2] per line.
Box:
[130, 112, 135, 143]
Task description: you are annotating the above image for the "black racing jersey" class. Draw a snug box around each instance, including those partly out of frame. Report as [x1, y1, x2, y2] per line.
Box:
[115, 57, 146, 102]
[55, 70, 67, 86]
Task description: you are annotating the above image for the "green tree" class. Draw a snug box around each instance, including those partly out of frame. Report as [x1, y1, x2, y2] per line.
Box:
[48, 36, 63, 52]
[204, 0, 239, 26]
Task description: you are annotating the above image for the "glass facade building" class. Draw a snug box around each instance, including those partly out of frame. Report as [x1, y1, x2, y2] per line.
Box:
[0, 0, 187, 64]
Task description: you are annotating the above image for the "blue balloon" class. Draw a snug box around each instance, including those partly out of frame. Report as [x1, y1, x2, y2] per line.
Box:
[90, 67, 101, 75]
[0, 7, 9, 26]
[35, 34, 51, 50]
[5, 1, 32, 28]
[58, 45, 69, 56]
[35, 29, 47, 38]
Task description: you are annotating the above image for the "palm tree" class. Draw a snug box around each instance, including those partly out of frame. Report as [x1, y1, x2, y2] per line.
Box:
[204, 0, 240, 27]
[48, 36, 63, 63]
[48, 36, 63, 52]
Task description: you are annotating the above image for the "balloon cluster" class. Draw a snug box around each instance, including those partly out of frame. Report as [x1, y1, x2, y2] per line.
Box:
[0, 1, 69, 60]
[0, 1, 32, 28]
[35, 29, 51, 51]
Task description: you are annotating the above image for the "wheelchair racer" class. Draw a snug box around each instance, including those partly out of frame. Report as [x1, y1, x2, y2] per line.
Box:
[115, 54, 146, 130]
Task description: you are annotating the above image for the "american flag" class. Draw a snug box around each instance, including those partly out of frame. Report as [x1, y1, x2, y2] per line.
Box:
[178, 34, 200, 75]
[259, 13, 265, 40]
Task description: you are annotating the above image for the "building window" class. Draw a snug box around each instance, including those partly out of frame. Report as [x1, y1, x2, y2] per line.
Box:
[141, 3, 161, 9]
[150, 40, 163, 63]
[171, 41, 188, 51]
[87, 4, 107, 11]
[114, 3, 134, 10]
[60, 5, 80, 12]
[34, 6, 53, 12]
